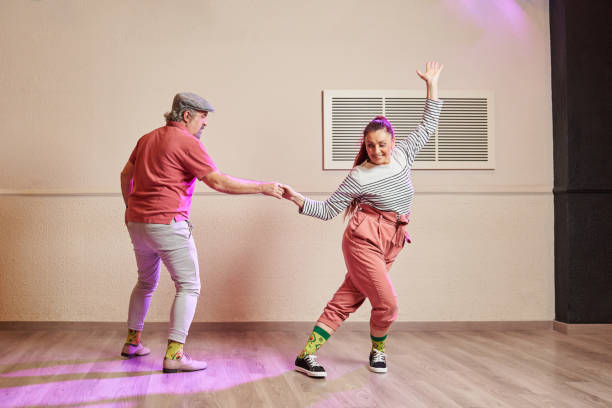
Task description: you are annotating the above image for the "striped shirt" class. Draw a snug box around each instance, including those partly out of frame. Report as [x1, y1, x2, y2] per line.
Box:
[302, 98, 443, 220]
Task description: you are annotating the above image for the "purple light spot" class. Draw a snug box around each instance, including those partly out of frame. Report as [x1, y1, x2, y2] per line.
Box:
[443, 0, 529, 36]
[0, 355, 291, 407]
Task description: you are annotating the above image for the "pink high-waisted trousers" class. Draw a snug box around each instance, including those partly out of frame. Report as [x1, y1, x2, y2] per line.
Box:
[317, 204, 409, 335]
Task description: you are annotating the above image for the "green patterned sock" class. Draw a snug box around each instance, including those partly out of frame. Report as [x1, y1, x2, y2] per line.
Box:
[126, 329, 141, 346]
[298, 326, 331, 358]
[165, 340, 184, 360]
[371, 333, 387, 353]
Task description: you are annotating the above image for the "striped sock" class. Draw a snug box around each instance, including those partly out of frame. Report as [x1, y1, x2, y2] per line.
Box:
[371, 333, 387, 353]
[298, 326, 331, 358]
[126, 329, 141, 346]
[165, 340, 184, 360]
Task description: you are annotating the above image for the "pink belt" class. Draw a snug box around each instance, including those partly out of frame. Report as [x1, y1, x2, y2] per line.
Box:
[358, 204, 411, 245]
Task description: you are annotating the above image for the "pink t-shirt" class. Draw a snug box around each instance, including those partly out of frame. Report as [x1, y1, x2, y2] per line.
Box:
[126, 121, 217, 224]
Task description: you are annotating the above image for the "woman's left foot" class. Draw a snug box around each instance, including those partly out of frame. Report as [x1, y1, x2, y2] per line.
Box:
[368, 349, 387, 373]
[121, 342, 151, 359]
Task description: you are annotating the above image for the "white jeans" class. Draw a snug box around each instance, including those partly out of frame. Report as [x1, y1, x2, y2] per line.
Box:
[126, 220, 200, 343]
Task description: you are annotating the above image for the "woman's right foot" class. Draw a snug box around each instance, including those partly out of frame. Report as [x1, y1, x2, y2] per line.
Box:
[295, 354, 327, 378]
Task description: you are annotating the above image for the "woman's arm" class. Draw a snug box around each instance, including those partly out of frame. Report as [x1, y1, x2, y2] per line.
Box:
[282, 174, 361, 221]
[395, 61, 444, 165]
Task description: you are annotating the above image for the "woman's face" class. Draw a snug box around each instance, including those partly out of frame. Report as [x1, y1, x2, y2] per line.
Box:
[365, 129, 395, 165]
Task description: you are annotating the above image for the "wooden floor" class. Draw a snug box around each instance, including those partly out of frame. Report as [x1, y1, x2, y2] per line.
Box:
[1, 328, 611, 407]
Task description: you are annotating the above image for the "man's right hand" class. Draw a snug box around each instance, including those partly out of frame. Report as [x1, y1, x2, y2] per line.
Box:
[261, 182, 284, 199]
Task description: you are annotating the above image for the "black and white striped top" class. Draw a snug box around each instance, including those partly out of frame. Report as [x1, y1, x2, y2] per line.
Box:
[301, 98, 443, 220]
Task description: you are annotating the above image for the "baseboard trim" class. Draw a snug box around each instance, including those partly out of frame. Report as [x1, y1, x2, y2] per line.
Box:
[553, 320, 612, 335]
[0, 320, 552, 332]
[391, 320, 552, 331]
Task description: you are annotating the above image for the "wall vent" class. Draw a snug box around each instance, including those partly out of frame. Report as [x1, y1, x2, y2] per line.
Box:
[323, 90, 494, 170]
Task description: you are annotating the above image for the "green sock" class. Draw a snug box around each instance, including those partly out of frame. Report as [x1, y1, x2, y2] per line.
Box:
[126, 329, 141, 346]
[165, 340, 184, 360]
[371, 333, 387, 353]
[298, 326, 331, 358]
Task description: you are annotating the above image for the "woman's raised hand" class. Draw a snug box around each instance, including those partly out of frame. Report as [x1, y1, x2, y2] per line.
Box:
[416, 61, 444, 84]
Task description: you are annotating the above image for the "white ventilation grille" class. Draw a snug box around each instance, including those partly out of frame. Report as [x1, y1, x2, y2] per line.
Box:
[323, 90, 494, 170]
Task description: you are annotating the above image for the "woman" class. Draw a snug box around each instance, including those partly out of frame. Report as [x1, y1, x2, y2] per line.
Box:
[282, 61, 444, 377]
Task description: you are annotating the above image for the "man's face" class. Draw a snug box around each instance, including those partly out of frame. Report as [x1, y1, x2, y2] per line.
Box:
[184, 110, 208, 139]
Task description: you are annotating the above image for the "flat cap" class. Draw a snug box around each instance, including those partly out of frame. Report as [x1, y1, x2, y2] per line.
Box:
[172, 92, 215, 113]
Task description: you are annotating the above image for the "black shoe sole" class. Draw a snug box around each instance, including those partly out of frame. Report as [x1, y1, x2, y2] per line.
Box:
[294, 366, 327, 378]
[162, 366, 207, 374]
[121, 352, 150, 359]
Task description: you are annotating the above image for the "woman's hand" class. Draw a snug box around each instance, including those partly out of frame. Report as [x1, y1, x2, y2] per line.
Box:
[416, 61, 444, 100]
[282, 184, 305, 210]
[416, 61, 444, 84]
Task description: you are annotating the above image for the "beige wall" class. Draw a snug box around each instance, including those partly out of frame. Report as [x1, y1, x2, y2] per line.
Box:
[0, 0, 553, 322]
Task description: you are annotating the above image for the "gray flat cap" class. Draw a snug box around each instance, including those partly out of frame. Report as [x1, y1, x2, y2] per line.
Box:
[172, 92, 215, 113]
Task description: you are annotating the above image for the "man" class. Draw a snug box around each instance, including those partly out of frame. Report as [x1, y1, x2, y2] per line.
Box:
[120, 92, 284, 373]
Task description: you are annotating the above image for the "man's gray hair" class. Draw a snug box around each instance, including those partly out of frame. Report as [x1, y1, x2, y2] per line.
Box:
[164, 107, 195, 123]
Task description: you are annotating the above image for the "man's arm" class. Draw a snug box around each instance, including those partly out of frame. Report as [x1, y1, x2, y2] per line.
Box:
[202, 171, 284, 199]
[120, 161, 134, 207]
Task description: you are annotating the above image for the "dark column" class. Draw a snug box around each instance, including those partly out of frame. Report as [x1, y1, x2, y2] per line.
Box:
[550, 0, 612, 323]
